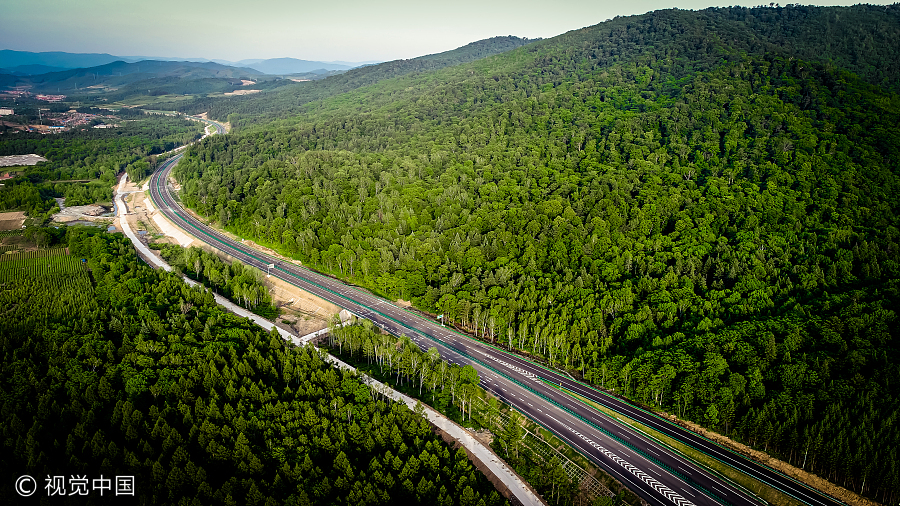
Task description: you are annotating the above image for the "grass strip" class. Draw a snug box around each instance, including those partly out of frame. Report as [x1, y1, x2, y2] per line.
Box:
[556, 385, 803, 506]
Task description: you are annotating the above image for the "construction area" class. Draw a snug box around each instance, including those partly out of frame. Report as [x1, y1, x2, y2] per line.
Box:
[0, 154, 48, 167]
[51, 199, 114, 226]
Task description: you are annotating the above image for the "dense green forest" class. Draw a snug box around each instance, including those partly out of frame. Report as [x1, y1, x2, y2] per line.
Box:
[0, 114, 204, 213]
[169, 5, 900, 501]
[0, 114, 203, 179]
[0, 229, 505, 505]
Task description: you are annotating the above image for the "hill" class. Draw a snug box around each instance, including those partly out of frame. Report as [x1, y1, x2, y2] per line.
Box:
[14, 60, 263, 93]
[0, 63, 69, 76]
[170, 5, 900, 502]
[0, 49, 126, 69]
[0, 60, 281, 107]
[174, 35, 538, 123]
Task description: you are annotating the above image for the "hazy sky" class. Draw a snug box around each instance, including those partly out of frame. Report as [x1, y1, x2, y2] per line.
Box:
[1, 0, 892, 62]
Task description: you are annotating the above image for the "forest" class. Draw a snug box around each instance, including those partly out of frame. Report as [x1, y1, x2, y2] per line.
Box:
[168, 5, 900, 501]
[0, 228, 506, 505]
[176, 6, 900, 129]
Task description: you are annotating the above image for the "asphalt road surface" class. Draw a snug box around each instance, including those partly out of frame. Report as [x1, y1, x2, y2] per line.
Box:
[150, 128, 843, 506]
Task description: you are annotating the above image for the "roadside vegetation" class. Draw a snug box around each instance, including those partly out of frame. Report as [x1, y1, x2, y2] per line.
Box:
[159, 243, 279, 319]
[326, 322, 640, 506]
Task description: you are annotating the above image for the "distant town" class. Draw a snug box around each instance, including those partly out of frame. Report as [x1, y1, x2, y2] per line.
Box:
[0, 103, 118, 133]
[1, 89, 67, 102]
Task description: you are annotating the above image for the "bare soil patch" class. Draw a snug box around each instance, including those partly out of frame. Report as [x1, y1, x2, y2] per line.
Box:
[223, 89, 260, 96]
[0, 211, 26, 231]
[52, 202, 113, 224]
[0, 121, 27, 131]
[0, 233, 40, 252]
[265, 274, 340, 336]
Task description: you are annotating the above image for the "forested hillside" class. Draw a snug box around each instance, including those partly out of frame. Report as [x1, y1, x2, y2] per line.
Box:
[0, 229, 505, 505]
[174, 36, 536, 127]
[171, 5, 900, 501]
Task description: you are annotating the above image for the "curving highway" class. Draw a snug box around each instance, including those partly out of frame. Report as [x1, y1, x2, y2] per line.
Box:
[149, 121, 844, 506]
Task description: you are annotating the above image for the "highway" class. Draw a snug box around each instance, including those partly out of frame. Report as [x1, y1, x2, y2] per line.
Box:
[150, 121, 842, 506]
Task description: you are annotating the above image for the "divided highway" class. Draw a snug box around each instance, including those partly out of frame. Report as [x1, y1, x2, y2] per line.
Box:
[150, 130, 842, 506]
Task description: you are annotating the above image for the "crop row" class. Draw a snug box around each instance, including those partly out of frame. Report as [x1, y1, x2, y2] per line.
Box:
[0, 248, 70, 262]
[0, 253, 84, 283]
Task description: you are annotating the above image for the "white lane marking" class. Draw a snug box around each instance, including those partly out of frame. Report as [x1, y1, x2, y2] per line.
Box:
[477, 351, 544, 385]
[561, 421, 695, 506]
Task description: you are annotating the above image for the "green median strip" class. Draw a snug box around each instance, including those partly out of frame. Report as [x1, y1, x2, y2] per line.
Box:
[553, 385, 805, 506]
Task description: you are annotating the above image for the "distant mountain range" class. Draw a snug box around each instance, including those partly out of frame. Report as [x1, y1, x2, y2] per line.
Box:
[0, 64, 70, 76]
[0, 60, 264, 93]
[175, 35, 539, 122]
[0, 50, 128, 70]
[0, 50, 378, 76]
